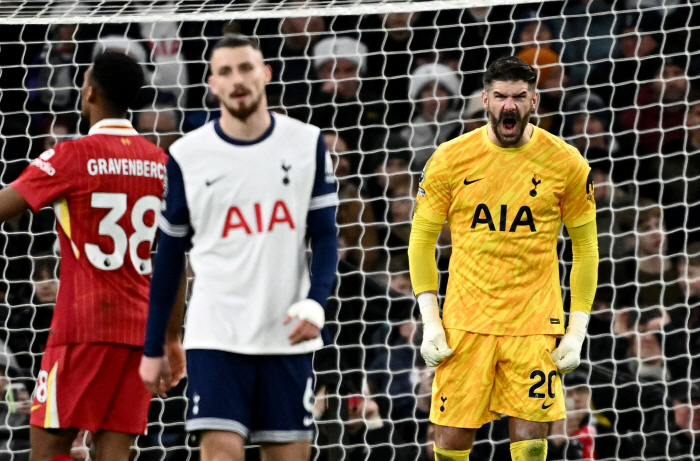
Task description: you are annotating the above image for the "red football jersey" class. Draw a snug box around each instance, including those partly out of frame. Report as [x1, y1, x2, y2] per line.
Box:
[12, 119, 168, 347]
[571, 424, 596, 460]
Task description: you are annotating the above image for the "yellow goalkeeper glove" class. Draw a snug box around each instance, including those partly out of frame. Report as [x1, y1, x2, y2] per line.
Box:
[418, 293, 453, 367]
[551, 311, 589, 374]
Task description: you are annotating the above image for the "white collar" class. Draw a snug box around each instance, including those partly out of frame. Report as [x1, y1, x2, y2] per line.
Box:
[88, 118, 138, 136]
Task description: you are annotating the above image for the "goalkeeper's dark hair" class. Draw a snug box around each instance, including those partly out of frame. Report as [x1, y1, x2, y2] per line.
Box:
[483, 56, 537, 90]
[211, 34, 260, 54]
[90, 51, 144, 113]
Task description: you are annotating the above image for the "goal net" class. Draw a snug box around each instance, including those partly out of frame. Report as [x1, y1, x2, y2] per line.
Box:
[1, 0, 699, 460]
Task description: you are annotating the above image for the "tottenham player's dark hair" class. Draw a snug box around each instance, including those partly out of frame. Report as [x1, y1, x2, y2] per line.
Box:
[211, 34, 261, 54]
[483, 56, 537, 91]
[90, 51, 145, 113]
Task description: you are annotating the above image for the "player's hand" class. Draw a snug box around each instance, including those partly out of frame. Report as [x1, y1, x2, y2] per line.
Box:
[284, 299, 324, 345]
[139, 355, 172, 397]
[417, 292, 453, 367]
[165, 340, 186, 388]
[15, 401, 31, 415]
[551, 311, 589, 374]
[421, 321, 453, 367]
[287, 319, 321, 345]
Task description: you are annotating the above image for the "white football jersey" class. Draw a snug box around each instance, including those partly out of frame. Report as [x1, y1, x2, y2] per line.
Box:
[160, 113, 338, 354]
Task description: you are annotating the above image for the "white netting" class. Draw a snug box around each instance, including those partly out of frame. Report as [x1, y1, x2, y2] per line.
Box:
[0, 1, 525, 24]
[1, 0, 699, 460]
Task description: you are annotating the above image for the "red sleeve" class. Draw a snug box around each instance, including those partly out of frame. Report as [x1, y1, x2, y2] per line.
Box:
[11, 142, 77, 212]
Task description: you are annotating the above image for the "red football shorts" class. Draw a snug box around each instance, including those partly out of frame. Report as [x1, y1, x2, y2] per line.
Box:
[30, 343, 151, 434]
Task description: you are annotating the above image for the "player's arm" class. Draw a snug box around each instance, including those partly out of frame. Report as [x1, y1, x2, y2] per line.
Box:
[0, 186, 30, 222]
[164, 271, 187, 385]
[552, 154, 599, 374]
[408, 211, 453, 367]
[141, 234, 187, 394]
[552, 216, 599, 374]
[3, 145, 76, 221]
[286, 205, 339, 345]
[285, 133, 339, 345]
[568, 219, 598, 317]
[409, 149, 454, 367]
[140, 155, 191, 394]
[166, 271, 187, 342]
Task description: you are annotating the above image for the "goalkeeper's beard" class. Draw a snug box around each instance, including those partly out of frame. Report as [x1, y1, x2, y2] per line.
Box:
[488, 108, 532, 147]
[221, 92, 264, 122]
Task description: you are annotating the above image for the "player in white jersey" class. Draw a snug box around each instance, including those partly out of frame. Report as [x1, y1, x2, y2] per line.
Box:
[139, 35, 339, 461]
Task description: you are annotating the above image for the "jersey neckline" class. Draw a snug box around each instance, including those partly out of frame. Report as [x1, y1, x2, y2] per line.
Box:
[480, 123, 540, 155]
[88, 118, 138, 136]
[214, 112, 276, 146]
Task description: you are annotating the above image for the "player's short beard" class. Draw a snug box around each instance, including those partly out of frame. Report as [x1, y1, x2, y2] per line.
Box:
[487, 107, 532, 146]
[221, 92, 263, 122]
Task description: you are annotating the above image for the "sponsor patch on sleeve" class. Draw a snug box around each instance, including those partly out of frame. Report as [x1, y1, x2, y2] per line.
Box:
[30, 158, 56, 176]
[585, 171, 595, 202]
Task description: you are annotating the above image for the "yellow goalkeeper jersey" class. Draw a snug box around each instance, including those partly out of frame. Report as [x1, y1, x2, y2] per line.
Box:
[415, 124, 596, 336]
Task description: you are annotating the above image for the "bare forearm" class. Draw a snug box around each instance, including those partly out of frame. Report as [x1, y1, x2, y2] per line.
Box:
[0, 187, 29, 223]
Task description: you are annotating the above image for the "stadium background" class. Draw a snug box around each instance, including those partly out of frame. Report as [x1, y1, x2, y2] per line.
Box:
[0, 0, 699, 459]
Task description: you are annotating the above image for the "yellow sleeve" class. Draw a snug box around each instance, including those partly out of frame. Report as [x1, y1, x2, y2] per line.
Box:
[408, 211, 443, 295]
[561, 151, 596, 228]
[414, 146, 452, 224]
[566, 219, 599, 316]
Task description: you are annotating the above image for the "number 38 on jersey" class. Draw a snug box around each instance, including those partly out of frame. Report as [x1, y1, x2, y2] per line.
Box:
[83, 192, 161, 274]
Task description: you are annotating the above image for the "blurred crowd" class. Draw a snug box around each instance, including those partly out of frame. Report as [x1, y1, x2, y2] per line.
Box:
[1, 0, 700, 459]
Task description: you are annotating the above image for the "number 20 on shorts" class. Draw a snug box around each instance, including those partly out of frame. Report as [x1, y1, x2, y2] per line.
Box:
[529, 370, 557, 399]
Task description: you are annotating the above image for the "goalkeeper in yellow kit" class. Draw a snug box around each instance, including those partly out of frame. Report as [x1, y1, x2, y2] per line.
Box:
[408, 56, 598, 461]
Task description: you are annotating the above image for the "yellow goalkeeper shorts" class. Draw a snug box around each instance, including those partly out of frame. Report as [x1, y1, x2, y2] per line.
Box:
[430, 330, 565, 428]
